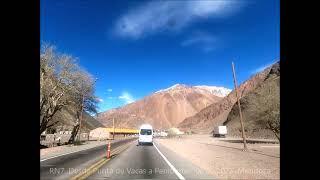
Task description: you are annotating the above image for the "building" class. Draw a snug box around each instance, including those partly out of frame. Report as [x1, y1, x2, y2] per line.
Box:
[105, 128, 139, 134]
[89, 127, 111, 140]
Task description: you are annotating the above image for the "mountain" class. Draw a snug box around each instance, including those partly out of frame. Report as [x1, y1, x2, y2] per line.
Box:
[178, 62, 280, 134]
[224, 62, 280, 139]
[193, 86, 232, 97]
[47, 106, 105, 133]
[97, 84, 230, 129]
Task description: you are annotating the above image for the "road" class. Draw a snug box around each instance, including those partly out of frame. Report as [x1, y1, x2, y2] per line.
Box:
[40, 138, 136, 180]
[87, 139, 213, 179]
[41, 138, 214, 179]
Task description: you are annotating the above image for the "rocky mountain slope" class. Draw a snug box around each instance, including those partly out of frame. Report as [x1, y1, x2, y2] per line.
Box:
[97, 84, 230, 129]
[178, 62, 280, 134]
[224, 62, 280, 139]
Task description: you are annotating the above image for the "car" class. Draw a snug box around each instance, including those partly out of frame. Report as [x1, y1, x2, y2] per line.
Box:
[138, 124, 153, 145]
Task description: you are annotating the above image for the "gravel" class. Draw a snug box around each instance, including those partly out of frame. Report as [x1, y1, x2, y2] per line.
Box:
[156, 135, 279, 179]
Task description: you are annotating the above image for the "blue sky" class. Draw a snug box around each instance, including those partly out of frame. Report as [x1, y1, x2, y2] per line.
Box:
[40, 0, 279, 112]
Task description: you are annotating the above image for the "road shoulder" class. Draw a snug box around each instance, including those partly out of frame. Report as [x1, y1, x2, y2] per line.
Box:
[41, 138, 135, 161]
[154, 139, 215, 179]
[156, 135, 280, 179]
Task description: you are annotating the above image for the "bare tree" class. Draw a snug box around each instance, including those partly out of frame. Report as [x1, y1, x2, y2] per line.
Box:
[40, 44, 98, 138]
[40, 44, 77, 135]
[67, 68, 98, 144]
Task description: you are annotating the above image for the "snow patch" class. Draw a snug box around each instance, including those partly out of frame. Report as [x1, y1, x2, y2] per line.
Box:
[154, 84, 231, 97]
[194, 85, 231, 97]
[155, 84, 188, 93]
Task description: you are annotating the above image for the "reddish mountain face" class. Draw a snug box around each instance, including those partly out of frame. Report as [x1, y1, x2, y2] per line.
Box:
[223, 62, 280, 139]
[178, 64, 276, 133]
[97, 84, 229, 129]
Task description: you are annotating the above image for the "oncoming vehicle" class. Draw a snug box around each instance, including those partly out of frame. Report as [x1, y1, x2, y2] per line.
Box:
[138, 124, 153, 145]
[213, 126, 227, 138]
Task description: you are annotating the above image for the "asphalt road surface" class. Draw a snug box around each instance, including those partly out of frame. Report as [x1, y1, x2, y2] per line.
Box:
[40, 138, 136, 180]
[41, 138, 214, 179]
[87, 139, 214, 179]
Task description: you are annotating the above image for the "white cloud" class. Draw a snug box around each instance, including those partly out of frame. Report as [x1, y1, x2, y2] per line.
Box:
[96, 98, 104, 102]
[113, 0, 243, 39]
[118, 91, 135, 104]
[181, 31, 217, 52]
[107, 89, 112, 92]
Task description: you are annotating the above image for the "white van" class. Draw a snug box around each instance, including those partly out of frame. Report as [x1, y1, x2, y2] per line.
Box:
[138, 124, 153, 145]
[213, 126, 227, 137]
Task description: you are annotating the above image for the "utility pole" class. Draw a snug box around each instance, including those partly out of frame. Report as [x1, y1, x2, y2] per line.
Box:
[231, 62, 248, 151]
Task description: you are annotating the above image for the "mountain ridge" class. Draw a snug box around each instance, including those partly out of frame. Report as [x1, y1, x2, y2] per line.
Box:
[178, 62, 279, 133]
[97, 84, 230, 129]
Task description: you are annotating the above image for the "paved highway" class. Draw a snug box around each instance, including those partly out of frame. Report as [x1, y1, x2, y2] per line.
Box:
[40, 138, 214, 179]
[40, 138, 136, 180]
[87, 139, 214, 179]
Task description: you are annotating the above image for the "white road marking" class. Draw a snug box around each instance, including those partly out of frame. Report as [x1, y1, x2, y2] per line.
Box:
[153, 143, 185, 180]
